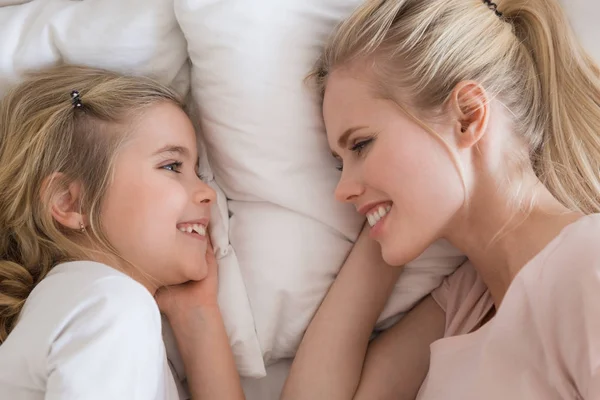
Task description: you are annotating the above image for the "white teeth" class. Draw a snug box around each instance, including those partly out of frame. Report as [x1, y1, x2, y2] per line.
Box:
[192, 224, 206, 236]
[367, 214, 375, 226]
[366, 204, 392, 227]
[178, 223, 207, 236]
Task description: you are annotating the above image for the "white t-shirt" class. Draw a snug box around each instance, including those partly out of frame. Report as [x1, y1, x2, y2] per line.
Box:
[0, 261, 180, 400]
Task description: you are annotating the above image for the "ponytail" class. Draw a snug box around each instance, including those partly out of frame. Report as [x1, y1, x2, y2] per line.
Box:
[0, 262, 35, 340]
[313, 0, 600, 214]
[503, 0, 600, 213]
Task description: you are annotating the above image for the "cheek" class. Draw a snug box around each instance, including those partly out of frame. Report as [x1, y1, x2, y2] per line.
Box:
[368, 147, 459, 265]
[365, 132, 464, 262]
[370, 132, 463, 203]
[362, 135, 431, 199]
[138, 176, 189, 215]
[101, 172, 189, 246]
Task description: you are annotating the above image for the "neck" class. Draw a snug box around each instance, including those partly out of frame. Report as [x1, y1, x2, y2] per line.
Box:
[446, 184, 582, 308]
[83, 249, 159, 296]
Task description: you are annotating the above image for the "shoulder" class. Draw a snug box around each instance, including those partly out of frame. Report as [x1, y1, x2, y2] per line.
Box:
[431, 261, 493, 337]
[527, 215, 600, 396]
[24, 261, 161, 336]
[36, 260, 155, 305]
[526, 214, 600, 344]
[534, 214, 600, 288]
[553, 213, 600, 254]
[432, 261, 481, 307]
[27, 263, 174, 399]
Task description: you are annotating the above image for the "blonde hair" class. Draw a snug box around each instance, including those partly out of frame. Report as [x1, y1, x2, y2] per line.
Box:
[312, 0, 600, 213]
[0, 65, 185, 342]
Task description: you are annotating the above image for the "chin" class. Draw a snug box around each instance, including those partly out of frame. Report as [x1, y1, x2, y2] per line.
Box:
[381, 238, 431, 267]
[186, 262, 209, 281]
[381, 248, 404, 267]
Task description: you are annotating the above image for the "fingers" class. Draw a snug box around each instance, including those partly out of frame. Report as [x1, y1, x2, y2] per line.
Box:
[205, 236, 218, 270]
[206, 240, 215, 260]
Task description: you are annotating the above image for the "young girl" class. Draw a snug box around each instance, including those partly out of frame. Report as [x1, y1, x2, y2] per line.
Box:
[0, 65, 245, 400]
[283, 0, 600, 399]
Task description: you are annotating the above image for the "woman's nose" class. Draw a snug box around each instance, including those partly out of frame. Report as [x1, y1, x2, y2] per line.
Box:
[334, 171, 364, 203]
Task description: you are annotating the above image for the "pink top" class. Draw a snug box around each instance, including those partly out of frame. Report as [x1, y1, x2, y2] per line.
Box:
[417, 214, 600, 400]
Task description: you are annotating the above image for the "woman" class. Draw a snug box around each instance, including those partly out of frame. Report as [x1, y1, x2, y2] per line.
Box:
[282, 0, 600, 398]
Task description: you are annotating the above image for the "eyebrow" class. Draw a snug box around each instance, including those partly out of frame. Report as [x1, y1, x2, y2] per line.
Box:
[153, 145, 200, 170]
[153, 145, 189, 156]
[331, 126, 368, 158]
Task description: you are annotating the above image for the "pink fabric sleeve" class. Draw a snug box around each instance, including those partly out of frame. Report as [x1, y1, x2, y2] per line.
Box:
[431, 261, 493, 337]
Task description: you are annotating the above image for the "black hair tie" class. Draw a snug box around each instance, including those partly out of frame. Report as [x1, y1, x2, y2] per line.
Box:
[71, 90, 83, 108]
[482, 0, 503, 18]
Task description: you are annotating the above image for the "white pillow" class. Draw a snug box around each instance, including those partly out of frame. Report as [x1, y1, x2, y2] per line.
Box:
[176, 0, 465, 368]
[0, 0, 264, 378]
[0, 0, 31, 6]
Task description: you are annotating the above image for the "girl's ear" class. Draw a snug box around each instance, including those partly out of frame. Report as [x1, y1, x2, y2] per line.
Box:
[41, 173, 87, 231]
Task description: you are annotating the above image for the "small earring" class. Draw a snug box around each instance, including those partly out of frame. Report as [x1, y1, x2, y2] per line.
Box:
[79, 222, 86, 233]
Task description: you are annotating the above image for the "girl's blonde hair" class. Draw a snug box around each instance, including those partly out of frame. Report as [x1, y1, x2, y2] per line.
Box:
[0, 65, 185, 342]
[312, 0, 600, 213]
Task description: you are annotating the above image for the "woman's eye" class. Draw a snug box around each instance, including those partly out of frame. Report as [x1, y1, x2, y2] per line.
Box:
[350, 138, 373, 156]
[336, 164, 344, 172]
[162, 162, 183, 173]
[196, 171, 209, 181]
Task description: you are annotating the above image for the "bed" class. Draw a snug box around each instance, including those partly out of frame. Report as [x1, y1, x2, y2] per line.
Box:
[0, 0, 598, 399]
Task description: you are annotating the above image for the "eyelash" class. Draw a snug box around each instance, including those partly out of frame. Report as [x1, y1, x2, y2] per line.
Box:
[335, 138, 374, 171]
[162, 161, 208, 182]
[162, 161, 183, 173]
[350, 138, 373, 156]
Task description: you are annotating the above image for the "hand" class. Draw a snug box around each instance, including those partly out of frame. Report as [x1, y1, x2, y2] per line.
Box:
[155, 237, 220, 319]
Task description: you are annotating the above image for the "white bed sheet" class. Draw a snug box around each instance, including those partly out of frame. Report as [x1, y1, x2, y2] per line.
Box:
[242, 359, 292, 400]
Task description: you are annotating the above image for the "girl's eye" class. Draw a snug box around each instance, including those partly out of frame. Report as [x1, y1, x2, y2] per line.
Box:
[336, 164, 344, 172]
[350, 138, 373, 156]
[162, 162, 183, 173]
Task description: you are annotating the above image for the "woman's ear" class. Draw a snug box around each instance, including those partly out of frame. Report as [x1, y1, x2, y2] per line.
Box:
[41, 173, 86, 231]
[449, 81, 489, 149]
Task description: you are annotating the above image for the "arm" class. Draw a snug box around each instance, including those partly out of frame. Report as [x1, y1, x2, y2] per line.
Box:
[281, 224, 445, 400]
[353, 295, 444, 400]
[157, 240, 244, 400]
[281, 224, 400, 399]
[167, 305, 244, 400]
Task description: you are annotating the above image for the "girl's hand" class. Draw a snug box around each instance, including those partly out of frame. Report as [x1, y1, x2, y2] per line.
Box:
[155, 237, 219, 318]
[156, 238, 244, 400]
